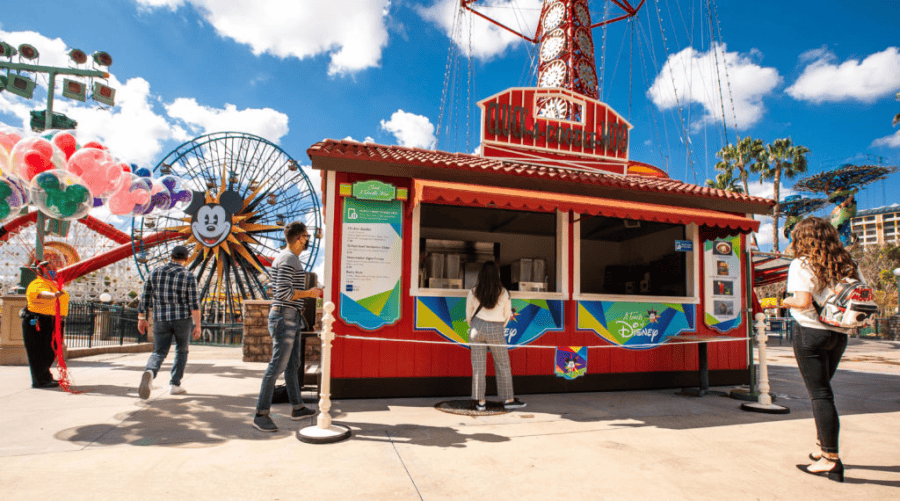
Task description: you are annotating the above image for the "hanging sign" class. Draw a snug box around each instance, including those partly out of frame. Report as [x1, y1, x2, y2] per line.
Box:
[555, 346, 588, 380]
[339, 182, 403, 330]
[703, 236, 742, 332]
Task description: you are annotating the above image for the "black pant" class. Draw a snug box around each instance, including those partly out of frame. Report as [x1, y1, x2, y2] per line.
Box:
[791, 322, 847, 454]
[21, 311, 62, 387]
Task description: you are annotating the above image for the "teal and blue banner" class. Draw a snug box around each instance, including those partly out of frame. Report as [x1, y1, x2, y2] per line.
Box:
[577, 300, 696, 349]
[414, 297, 564, 349]
[339, 197, 403, 330]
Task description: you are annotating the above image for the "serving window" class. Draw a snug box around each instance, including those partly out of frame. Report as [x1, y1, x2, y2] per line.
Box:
[575, 215, 698, 302]
[411, 202, 567, 298]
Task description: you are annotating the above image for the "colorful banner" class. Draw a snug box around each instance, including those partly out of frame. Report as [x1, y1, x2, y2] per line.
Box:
[703, 235, 742, 332]
[577, 301, 696, 349]
[339, 197, 403, 330]
[555, 346, 587, 380]
[414, 297, 564, 349]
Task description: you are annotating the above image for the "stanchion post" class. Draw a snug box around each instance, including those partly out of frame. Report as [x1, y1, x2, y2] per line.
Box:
[740, 312, 789, 414]
[299, 301, 351, 443]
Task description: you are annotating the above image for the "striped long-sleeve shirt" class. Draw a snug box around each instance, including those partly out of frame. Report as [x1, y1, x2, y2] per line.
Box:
[138, 262, 200, 321]
[270, 248, 308, 314]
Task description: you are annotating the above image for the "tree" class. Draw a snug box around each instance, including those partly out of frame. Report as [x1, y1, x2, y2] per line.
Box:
[894, 91, 899, 127]
[705, 166, 744, 193]
[758, 138, 810, 252]
[851, 243, 900, 315]
[714, 137, 765, 195]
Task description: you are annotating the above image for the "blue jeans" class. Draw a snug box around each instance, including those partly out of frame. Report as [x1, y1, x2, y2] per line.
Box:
[791, 322, 848, 454]
[145, 317, 193, 386]
[256, 306, 305, 415]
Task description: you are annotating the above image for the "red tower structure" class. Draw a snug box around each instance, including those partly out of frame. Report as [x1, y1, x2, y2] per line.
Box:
[462, 1, 648, 174]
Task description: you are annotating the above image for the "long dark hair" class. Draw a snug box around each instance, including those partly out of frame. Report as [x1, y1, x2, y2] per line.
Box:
[791, 216, 859, 292]
[474, 261, 503, 309]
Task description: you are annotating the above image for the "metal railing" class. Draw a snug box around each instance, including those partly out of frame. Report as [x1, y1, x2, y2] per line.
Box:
[195, 322, 243, 346]
[64, 302, 145, 348]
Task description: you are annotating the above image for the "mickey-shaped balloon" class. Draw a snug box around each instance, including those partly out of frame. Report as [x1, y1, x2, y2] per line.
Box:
[159, 175, 193, 211]
[0, 130, 22, 153]
[9, 137, 66, 182]
[66, 147, 123, 199]
[52, 131, 79, 161]
[0, 175, 29, 221]
[108, 173, 152, 216]
[29, 169, 92, 220]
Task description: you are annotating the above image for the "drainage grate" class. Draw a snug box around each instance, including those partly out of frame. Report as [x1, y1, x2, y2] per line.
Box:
[434, 400, 510, 416]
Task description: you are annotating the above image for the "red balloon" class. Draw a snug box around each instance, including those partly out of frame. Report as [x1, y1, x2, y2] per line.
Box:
[52, 133, 78, 160]
[22, 151, 53, 180]
[82, 141, 106, 150]
[119, 163, 131, 173]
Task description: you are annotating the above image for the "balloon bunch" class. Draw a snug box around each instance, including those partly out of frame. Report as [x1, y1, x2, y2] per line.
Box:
[0, 129, 194, 223]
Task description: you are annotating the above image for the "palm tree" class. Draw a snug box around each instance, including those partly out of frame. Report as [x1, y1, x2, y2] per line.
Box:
[714, 137, 766, 196]
[758, 138, 810, 252]
[705, 167, 744, 193]
[893, 91, 899, 127]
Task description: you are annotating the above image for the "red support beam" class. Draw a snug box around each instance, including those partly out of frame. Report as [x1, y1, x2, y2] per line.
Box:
[57, 230, 183, 284]
[78, 215, 132, 245]
[0, 210, 38, 245]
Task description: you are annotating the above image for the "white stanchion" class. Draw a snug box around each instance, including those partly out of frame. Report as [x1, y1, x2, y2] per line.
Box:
[741, 312, 790, 414]
[299, 301, 351, 443]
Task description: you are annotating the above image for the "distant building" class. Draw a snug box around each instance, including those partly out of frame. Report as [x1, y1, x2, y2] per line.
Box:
[851, 204, 900, 247]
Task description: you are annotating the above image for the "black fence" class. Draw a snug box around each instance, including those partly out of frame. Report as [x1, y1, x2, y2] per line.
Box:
[858, 316, 900, 340]
[196, 323, 243, 346]
[65, 302, 145, 348]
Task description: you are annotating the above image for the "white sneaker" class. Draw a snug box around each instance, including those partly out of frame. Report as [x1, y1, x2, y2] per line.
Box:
[169, 385, 186, 395]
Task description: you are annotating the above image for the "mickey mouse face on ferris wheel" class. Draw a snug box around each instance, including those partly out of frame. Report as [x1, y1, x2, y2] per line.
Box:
[542, 2, 566, 33]
[539, 60, 567, 88]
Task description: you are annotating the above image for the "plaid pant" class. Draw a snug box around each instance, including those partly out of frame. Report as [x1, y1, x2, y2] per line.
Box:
[469, 316, 514, 402]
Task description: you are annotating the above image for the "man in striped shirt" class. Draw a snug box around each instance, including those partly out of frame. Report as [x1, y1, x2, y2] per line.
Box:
[137, 245, 201, 399]
[253, 221, 323, 432]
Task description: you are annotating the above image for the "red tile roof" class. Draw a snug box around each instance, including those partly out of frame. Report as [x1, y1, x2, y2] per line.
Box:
[307, 139, 774, 212]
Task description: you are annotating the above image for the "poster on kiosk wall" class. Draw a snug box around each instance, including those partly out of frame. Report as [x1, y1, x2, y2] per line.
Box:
[703, 235, 742, 332]
[339, 182, 404, 330]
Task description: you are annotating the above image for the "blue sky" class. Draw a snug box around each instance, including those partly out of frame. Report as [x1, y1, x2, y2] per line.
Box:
[1, 0, 899, 257]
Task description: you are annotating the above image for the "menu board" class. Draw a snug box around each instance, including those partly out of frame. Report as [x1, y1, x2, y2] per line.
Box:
[703, 235, 742, 332]
[339, 197, 403, 330]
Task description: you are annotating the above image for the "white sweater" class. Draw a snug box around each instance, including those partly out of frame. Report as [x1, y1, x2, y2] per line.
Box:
[466, 288, 512, 324]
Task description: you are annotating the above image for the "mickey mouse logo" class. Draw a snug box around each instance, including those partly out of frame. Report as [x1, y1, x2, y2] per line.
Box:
[185, 190, 243, 248]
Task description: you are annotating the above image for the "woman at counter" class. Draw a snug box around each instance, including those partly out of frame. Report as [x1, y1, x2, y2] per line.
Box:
[466, 261, 526, 411]
[22, 261, 69, 389]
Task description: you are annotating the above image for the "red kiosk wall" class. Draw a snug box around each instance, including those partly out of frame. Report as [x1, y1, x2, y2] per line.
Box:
[329, 173, 748, 388]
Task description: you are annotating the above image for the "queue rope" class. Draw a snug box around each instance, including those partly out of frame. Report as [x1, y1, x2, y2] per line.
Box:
[335, 333, 751, 351]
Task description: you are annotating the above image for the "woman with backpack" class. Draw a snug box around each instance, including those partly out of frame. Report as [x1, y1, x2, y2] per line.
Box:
[782, 216, 860, 482]
[467, 261, 525, 412]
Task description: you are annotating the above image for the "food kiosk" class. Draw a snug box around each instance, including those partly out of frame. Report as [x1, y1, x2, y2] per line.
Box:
[307, 87, 773, 398]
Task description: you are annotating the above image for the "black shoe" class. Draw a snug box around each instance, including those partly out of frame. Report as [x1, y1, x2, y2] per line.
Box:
[503, 398, 527, 410]
[252, 414, 278, 432]
[797, 459, 844, 482]
[291, 406, 316, 420]
[32, 380, 59, 389]
[475, 402, 486, 412]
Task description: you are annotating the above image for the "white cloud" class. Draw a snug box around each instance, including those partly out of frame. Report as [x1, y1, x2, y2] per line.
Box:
[380, 110, 436, 149]
[164, 98, 289, 144]
[647, 43, 782, 130]
[342, 135, 375, 143]
[786, 47, 900, 103]
[135, 0, 392, 75]
[872, 130, 900, 148]
[417, 0, 541, 61]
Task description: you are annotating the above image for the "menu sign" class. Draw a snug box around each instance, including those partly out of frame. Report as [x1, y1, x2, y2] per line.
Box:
[703, 236, 742, 332]
[339, 195, 403, 331]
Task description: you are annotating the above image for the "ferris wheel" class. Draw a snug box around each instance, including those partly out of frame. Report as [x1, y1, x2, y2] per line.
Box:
[131, 132, 322, 323]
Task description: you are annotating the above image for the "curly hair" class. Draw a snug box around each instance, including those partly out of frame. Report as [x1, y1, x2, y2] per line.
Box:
[790, 216, 859, 292]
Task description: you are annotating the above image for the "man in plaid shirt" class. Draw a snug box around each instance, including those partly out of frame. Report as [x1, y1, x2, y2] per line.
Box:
[137, 245, 201, 399]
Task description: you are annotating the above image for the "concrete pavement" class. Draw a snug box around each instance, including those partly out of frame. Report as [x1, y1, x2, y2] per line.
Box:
[1, 337, 898, 500]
